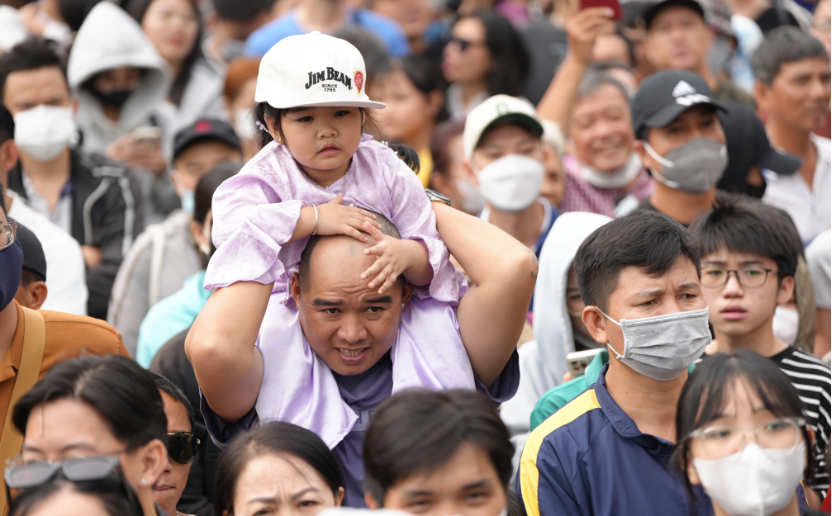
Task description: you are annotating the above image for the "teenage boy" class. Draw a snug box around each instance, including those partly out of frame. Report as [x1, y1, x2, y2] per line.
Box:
[518, 210, 712, 515]
[752, 26, 831, 244]
[633, 69, 727, 226]
[690, 198, 832, 498]
[0, 36, 144, 320]
[108, 119, 242, 356]
[463, 95, 557, 257]
[363, 389, 514, 515]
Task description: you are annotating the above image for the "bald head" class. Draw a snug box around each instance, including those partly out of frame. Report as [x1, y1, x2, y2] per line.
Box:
[298, 212, 401, 292]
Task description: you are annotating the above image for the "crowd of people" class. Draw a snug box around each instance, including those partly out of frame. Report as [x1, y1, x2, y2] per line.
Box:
[0, 0, 829, 514]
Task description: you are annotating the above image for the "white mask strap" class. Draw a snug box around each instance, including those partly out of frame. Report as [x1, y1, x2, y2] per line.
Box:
[642, 141, 674, 168]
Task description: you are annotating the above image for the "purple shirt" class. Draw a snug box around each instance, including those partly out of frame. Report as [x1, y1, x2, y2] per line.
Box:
[205, 136, 465, 304]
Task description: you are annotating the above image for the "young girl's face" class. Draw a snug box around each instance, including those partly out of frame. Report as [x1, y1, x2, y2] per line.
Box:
[274, 106, 363, 182]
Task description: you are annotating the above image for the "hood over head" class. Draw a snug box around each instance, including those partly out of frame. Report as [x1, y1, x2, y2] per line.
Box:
[532, 211, 612, 386]
[67, 2, 170, 132]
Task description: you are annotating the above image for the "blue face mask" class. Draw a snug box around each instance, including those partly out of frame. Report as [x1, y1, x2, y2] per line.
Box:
[180, 190, 195, 215]
[0, 239, 23, 312]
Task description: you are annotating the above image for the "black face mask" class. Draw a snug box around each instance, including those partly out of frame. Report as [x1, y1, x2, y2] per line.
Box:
[88, 87, 135, 109]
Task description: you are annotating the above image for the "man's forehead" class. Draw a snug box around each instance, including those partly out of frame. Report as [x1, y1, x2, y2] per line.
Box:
[615, 258, 699, 292]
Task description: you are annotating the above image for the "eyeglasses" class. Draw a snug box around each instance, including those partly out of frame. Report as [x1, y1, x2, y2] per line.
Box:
[689, 417, 805, 460]
[448, 36, 485, 52]
[168, 432, 200, 465]
[0, 222, 17, 252]
[700, 266, 776, 289]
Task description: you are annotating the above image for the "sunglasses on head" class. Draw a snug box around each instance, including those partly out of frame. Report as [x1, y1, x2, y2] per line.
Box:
[168, 432, 200, 465]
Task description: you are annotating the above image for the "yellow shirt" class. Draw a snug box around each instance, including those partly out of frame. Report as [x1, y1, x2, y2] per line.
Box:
[417, 148, 433, 188]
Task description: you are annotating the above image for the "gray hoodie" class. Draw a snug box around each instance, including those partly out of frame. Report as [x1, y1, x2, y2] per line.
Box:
[501, 211, 611, 473]
[67, 2, 174, 156]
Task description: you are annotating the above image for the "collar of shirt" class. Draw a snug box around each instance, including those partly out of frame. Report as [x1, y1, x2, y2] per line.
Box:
[0, 302, 27, 384]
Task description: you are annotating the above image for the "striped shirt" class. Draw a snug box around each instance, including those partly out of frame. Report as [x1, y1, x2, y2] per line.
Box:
[770, 346, 831, 497]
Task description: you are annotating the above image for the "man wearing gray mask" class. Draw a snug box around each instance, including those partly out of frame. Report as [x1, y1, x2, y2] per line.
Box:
[461, 95, 558, 263]
[517, 209, 712, 516]
[633, 69, 729, 226]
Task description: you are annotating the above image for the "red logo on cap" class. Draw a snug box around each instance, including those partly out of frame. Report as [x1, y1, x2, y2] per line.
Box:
[354, 70, 364, 95]
[194, 120, 213, 133]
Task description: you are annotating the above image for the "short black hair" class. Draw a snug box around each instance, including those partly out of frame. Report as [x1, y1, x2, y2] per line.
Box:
[388, 142, 420, 175]
[363, 389, 514, 505]
[11, 478, 134, 516]
[575, 210, 701, 311]
[151, 372, 195, 433]
[213, 422, 343, 516]
[211, 0, 275, 21]
[689, 196, 802, 279]
[0, 102, 13, 145]
[20, 269, 43, 287]
[194, 161, 241, 225]
[673, 350, 815, 496]
[298, 211, 401, 292]
[0, 37, 68, 100]
[751, 26, 829, 86]
[13, 355, 168, 450]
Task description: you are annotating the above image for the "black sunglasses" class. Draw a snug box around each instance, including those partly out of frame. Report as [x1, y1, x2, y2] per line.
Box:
[168, 432, 200, 465]
[448, 36, 484, 52]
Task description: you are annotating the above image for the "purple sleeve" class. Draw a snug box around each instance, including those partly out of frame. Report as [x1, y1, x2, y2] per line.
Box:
[200, 394, 258, 448]
[386, 157, 464, 304]
[203, 159, 303, 290]
[476, 349, 520, 405]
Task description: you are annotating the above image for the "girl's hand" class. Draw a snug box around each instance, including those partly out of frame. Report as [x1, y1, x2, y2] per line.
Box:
[315, 194, 380, 242]
[361, 222, 423, 294]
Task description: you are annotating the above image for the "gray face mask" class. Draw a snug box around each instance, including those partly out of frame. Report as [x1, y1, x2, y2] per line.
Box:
[599, 307, 711, 381]
[644, 138, 728, 194]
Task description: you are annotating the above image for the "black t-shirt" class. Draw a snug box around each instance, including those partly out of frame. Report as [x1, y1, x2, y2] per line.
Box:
[519, 20, 567, 106]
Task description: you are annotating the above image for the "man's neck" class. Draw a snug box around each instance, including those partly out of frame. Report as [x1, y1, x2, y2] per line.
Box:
[297, 0, 347, 32]
[766, 118, 817, 186]
[694, 63, 720, 93]
[19, 148, 71, 182]
[0, 302, 18, 366]
[649, 184, 715, 226]
[487, 201, 544, 249]
[713, 317, 788, 357]
[605, 360, 686, 442]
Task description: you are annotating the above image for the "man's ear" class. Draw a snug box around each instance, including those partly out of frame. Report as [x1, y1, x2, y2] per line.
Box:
[28, 282, 47, 310]
[401, 281, 414, 309]
[364, 492, 380, 510]
[291, 273, 302, 305]
[0, 140, 19, 177]
[461, 159, 479, 185]
[335, 487, 345, 507]
[427, 89, 444, 117]
[753, 79, 770, 112]
[777, 276, 795, 306]
[581, 306, 609, 346]
[139, 439, 168, 487]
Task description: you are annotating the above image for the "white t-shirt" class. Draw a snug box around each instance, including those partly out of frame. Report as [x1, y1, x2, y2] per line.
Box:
[763, 133, 831, 244]
[8, 191, 88, 315]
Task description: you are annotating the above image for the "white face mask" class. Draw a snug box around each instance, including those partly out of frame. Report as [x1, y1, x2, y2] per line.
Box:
[13, 105, 77, 162]
[772, 306, 799, 346]
[234, 108, 257, 141]
[693, 442, 805, 516]
[579, 152, 643, 189]
[600, 307, 711, 381]
[476, 154, 544, 212]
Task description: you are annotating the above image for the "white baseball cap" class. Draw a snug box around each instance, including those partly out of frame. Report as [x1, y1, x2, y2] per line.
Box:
[463, 95, 544, 162]
[255, 31, 385, 110]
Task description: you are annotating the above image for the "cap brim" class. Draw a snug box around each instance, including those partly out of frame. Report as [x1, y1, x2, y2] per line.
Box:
[478, 113, 544, 146]
[265, 100, 387, 109]
[758, 148, 802, 175]
[644, 97, 727, 129]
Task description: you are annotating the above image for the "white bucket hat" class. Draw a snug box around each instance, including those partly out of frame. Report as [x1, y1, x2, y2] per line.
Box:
[255, 31, 386, 110]
[463, 95, 543, 162]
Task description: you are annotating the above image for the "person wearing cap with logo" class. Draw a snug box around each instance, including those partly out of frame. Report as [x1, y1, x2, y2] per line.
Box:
[461, 94, 558, 260]
[0, 36, 145, 321]
[631, 69, 729, 226]
[108, 119, 242, 357]
[517, 209, 713, 516]
[752, 27, 831, 245]
[642, 0, 755, 106]
[187, 32, 531, 507]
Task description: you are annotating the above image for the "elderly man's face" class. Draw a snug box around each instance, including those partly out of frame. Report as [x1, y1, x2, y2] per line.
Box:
[291, 236, 413, 376]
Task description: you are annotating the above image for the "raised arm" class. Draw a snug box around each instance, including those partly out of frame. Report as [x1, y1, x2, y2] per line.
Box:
[432, 203, 537, 387]
[536, 6, 616, 134]
[185, 281, 270, 422]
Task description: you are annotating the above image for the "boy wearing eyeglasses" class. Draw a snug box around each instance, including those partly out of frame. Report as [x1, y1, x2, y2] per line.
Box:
[690, 198, 832, 500]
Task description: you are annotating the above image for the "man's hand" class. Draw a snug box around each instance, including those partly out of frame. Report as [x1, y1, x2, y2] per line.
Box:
[17, 4, 47, 36]
[566, 6, 617, 66]
[361, 222, 427, 294]
[80, 245, 102, 268]
[106, 134, 168, 178]
[314, 194, 380, 243]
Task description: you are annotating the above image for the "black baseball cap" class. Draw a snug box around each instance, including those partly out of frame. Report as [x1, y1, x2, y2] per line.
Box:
[14, 221, 46, 282]
[643, 0, 705, 28]
[632, 69, 726, 140]
[173, 119, 242, 160]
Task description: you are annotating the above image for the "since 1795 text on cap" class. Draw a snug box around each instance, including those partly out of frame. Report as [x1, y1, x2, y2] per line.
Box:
[255, 31, 386, 110]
